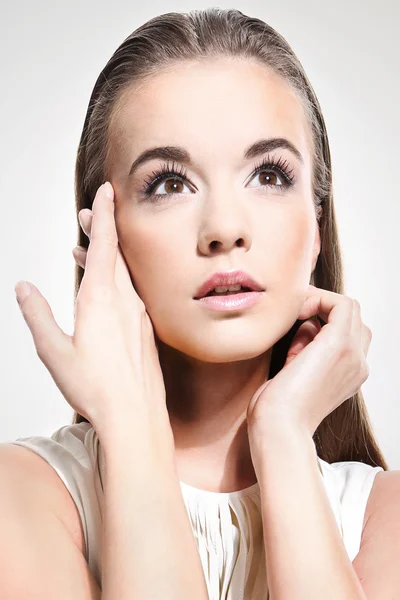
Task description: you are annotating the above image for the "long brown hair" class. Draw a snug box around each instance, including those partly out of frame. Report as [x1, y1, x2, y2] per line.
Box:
[71, 8, 388, 470]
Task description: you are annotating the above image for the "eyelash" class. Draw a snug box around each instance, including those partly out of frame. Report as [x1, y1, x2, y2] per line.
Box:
[140, 154, 296, 202]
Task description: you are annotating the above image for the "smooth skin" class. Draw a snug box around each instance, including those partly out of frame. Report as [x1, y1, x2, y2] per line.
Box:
[0, 442, 100, 599]
[78, 58, 400, 596]
[75, 196, 400, 599]
[109, 58, 321, 492]
[6, 182, 208, 600]
[15, 182, 172, 444]
[4, 57, 400, 597]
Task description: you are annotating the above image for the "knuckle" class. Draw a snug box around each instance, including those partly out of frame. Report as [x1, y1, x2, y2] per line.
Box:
[91, 286, 114, 304]
[342, 296, 354, 311]
[138, 299, 147, 314]
[91, 231, 118, 248]
[34, 335, 58, 363]
[360, 361, 370, 381]
[337, 335, 356, 358]
[103, 235, 118, 249]
[365, 325, 372, 340]
[35, 341, 46, 361]
[324, 331, 342, 352]
[352, 298, 361, 311]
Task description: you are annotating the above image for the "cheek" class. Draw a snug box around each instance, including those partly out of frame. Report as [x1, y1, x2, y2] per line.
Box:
[118, 220, 180, 308]
[117, 202, 315, 326]
[262, 208, 315, 285]
[254, 209, 316, 334]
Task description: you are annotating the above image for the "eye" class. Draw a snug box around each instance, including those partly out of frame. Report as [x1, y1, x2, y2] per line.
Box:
[140, 160, 194, 202]
[247, 169, 284, 189]
[151, 177, 192, 197]
[139, 155, 295, 203]
[246, 156, 295, 193]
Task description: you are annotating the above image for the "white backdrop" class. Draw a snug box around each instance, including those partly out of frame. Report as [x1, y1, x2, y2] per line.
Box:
[2, 1, 399, 466]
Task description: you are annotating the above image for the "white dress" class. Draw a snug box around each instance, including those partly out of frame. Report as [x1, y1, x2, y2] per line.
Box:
[10, 421, 383, 599]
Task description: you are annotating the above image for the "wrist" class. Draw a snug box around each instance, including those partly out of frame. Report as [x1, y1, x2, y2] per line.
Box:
[94, 409, 176, 462]
[100, 429, 178, 489]
[248, 411, 316, 471]
[248, 407, 311, 442]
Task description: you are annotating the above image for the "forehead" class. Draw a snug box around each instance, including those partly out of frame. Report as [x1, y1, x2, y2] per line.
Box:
[111, 58, 312, 169]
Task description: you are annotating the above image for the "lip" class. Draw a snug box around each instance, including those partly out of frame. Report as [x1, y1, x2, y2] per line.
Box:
[195, 291, 264, 312]
[193, 269, 264, 300]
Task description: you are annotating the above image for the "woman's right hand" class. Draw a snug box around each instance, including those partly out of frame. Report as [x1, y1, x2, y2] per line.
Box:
[15, 182, 171, 444]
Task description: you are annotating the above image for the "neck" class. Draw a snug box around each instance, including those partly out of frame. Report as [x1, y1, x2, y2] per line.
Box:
[157, 341, 272, 492]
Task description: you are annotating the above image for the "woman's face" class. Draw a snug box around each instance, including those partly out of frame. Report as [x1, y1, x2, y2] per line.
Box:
[109, 58, 321, 362]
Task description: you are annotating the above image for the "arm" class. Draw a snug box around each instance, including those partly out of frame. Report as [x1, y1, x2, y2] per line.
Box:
[352, 469, 400, 598]
[99, 422, 209, 600]
[0, 443, 101, 600]
[14, 183, 209, 599]
[250, 419, 367, 600]
[244, 288, 378, 599]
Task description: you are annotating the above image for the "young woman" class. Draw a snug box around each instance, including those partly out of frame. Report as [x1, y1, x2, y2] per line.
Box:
[3, 7, 398, 600]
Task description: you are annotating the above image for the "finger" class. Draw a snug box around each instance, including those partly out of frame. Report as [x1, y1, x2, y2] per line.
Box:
[83, 182, 117, 289]
[294, 319, 321, 346]
[112, 243, 142, 304]
[349, 300, 372, 358]
[78, 209, 92, 238]
[285, 320, 321, 364]
[15, 281, 73, 367]
[362, 325, 372, 357]
[350, 299, 363, 346]
[80, 203, 142, 308]
[78, 201, 131, 297]
[74, 227, 140, 308]
[72, 246, 86, 269]
[297, 287, 353, 335]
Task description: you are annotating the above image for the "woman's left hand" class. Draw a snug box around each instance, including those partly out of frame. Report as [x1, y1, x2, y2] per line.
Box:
[246, 285, 372, 438]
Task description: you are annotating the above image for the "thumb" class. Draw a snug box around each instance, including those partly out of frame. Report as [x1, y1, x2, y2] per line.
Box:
[15, 281, 72, 365]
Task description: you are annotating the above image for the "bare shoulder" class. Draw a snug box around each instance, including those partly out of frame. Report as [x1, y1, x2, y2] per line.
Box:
[353, 469, 400, 596]
[0, 442, 86, 556]
[362, 468, 400, 532]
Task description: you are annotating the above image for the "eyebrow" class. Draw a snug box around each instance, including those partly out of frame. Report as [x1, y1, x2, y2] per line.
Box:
[127, 137, 304, 178]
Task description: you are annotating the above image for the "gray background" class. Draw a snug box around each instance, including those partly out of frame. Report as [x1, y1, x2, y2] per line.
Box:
[2, 1, 399, 466]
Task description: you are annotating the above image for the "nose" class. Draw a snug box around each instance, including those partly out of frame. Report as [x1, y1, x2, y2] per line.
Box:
[197, 197, 252, 256]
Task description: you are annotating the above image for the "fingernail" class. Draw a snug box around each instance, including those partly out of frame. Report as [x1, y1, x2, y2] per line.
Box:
[15, 281, 32, 305]
[103, 181, 114, 200]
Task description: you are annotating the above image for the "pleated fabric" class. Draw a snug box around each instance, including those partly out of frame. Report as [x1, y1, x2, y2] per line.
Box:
[179, 481, 266, 599]
[10, 421, 383, 599]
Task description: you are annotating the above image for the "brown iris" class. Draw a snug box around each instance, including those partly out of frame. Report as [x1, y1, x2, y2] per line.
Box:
[164, 179, 184, 194]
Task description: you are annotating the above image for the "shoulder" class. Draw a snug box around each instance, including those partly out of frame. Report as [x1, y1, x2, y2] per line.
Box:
[319, 457, 384, 509]
[318, 457, 385, 560]
[318, 457, 384, 509]
[352, 469, 400, 595]
[0, 441, 102, 598]
[363, 468, 400, 534]
[0, 424, 96, 556]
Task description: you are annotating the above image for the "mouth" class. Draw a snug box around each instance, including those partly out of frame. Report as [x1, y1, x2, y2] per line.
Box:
[193, 270, 264, 300]
[202, 285, 253, 297]
[194, 286, 264, 311]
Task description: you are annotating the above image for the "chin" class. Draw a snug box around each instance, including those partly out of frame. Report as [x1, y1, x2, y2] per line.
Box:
[153, 302, 300, 362]
[158, 328, 281, 363]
